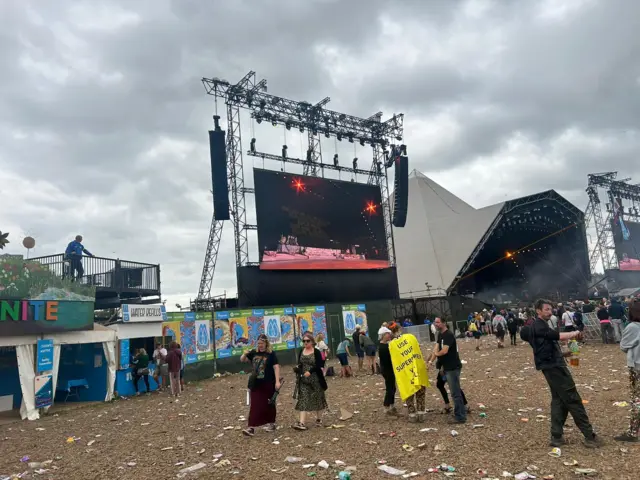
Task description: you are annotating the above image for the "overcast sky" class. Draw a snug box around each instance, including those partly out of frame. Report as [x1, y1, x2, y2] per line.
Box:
[2, 0, 639, 308]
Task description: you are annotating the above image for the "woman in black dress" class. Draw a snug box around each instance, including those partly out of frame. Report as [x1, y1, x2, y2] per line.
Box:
[241, 334, 281, 437]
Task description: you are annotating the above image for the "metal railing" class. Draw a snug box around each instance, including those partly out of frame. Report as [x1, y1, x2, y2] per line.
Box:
[29, 254, 160, 293]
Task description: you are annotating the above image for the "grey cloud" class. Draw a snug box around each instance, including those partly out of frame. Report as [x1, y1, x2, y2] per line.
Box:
[2, 0, 639, 297]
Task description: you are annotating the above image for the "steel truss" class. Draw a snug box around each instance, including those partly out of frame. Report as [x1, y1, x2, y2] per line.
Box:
[197, 71, 404, 300]
[584, 172, 640, 272]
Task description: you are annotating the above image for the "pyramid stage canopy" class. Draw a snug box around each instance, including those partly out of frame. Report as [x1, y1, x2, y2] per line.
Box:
[394, 171, 589, 303]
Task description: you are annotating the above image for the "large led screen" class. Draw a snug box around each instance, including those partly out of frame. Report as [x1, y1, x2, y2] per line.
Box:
[613, 218, 640, 271]
[254, 168, 389, 270]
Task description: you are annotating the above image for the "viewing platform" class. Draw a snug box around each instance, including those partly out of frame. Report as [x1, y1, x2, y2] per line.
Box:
[28, 254, 161, 309]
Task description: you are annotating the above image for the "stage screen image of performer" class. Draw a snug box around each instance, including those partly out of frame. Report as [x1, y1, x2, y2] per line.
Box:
[253, 168, 389, 270]
[613, 219, 640, 271]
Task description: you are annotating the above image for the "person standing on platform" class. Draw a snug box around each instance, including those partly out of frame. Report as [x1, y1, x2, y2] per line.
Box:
[64, 235, 93, 281]
[432, 317, 467, 424]
[352, 325, 365, 372]
[520, 299, 604, 448]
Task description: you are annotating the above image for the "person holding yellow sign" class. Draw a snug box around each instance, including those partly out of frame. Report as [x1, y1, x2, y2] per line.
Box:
[388, 322, 430, 422]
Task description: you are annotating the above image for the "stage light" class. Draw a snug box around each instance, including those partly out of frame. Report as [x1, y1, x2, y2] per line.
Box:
[306, 148, 313, 163]
[401, 144, 407, 155]
[250, 138, 256, 153]
[506, 252, 513, 258]
[348, 135, 354, 143]
[396, 135, 402, 141]
[282, 145, 288, 159]
[324, 132, 330, 138]
[366, 202, 377, 214]
[293, 179, 304, 192]
[259, 99, 266, 109]
[271, 120, 278, 127]
[333, 154, 339, 166]
[256, 117, 262, 124]
[337, 133, 342, 141]
[359, 138, 365, 147]
[299, 126, 304, 133]
[353, 157, 358, 170]
[285, 122, 292, 130]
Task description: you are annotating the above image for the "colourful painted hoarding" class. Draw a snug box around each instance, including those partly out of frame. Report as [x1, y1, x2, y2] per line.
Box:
[214, 306, 326, 357]
[342, 304, 368, 335]
[162, 311, 214, 364]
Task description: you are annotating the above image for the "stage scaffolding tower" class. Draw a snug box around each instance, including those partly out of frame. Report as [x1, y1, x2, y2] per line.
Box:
[197, 71, 404, 302]
[584, 171, 640, 273]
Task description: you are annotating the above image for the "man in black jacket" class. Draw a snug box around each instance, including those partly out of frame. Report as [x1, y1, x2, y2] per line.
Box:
[608, 297, 625, 342]
[520, 299, 604, 448]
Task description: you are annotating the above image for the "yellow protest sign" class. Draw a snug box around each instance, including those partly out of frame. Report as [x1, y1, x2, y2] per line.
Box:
[389, 333, 430, 401]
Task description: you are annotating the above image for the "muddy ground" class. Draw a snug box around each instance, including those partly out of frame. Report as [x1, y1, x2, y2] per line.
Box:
[1, 338, 638, 479]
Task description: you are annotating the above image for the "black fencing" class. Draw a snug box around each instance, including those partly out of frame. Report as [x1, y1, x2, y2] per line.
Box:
[30, 253, 160, 294]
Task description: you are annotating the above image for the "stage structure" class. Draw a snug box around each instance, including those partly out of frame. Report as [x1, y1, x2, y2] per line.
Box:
[197, 71, 405, 304]
[395, 172, 590, 304]
[584, 172, 640, 273]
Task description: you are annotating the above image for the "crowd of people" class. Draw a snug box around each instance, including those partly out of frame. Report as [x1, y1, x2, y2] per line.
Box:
[235, 296, 639, 447]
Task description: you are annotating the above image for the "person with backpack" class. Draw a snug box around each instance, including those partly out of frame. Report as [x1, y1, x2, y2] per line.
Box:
[507, 310, 519, 346]
[492, 311, 507, 348]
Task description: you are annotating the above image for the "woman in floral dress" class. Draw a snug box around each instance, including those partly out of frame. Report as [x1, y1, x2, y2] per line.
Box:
[292, 332, 328, 430]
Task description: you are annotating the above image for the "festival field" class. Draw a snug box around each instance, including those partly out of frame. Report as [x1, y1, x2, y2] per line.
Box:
[1, 340, 638, 480]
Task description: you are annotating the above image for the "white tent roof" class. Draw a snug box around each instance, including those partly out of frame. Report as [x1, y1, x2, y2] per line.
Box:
[0, 323, 117, 347]
[394, 170, 503, 297]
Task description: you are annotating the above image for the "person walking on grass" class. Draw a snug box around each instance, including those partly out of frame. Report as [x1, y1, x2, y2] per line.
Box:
[520, 299, 604, 448]
[431, 317, 467, 424]
[615, 299, 640, 443]
[241, 334, 281, 437]
[292, 332, 328, 431]
[335, 337, 353, 378]
[378, 326, 397, 416]
[165, 342, 182, 397]
[352, 325, 365, 372]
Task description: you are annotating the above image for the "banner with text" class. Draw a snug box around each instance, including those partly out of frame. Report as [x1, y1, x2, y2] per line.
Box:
[122, 304, 167, 323]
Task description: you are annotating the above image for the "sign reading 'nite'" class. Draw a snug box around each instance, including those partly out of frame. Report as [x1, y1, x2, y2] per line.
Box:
[0, 300, 59, 322]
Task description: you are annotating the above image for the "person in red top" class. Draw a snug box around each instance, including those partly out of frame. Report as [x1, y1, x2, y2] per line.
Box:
[165, 342, 183, 397]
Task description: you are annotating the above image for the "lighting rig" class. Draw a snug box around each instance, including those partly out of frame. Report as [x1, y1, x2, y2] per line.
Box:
[197, 71, 405, 302]
[584, 171, 640, 272]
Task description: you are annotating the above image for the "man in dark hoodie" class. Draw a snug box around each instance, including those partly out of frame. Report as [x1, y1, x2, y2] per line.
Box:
[608, 297, 626, 343]
[520, 299, 604, 449]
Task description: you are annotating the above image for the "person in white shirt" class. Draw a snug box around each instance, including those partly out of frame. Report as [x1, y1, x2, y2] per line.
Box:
[549, 314, 559, 331]
[152, 343, 168, 391]
[562, 309, 576, 332]
[377, 322, 389, 341]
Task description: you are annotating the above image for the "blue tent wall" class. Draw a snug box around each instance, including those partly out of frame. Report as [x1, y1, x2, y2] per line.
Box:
[56, 343, 107, 402]
[0, 347, 21, 409]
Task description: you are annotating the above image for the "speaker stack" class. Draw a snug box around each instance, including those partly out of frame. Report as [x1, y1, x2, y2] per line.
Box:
[392, 154, 409, 227]
[209, 116, 230, 221]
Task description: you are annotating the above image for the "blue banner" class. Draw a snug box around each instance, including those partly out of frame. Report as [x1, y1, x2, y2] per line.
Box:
[119, 339, 130, 370]
[36, 339, 54, 373]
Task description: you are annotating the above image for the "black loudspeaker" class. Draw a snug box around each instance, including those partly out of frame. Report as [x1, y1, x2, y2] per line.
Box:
[209, 129, 230, 221]
[392, 155, 409, 227]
